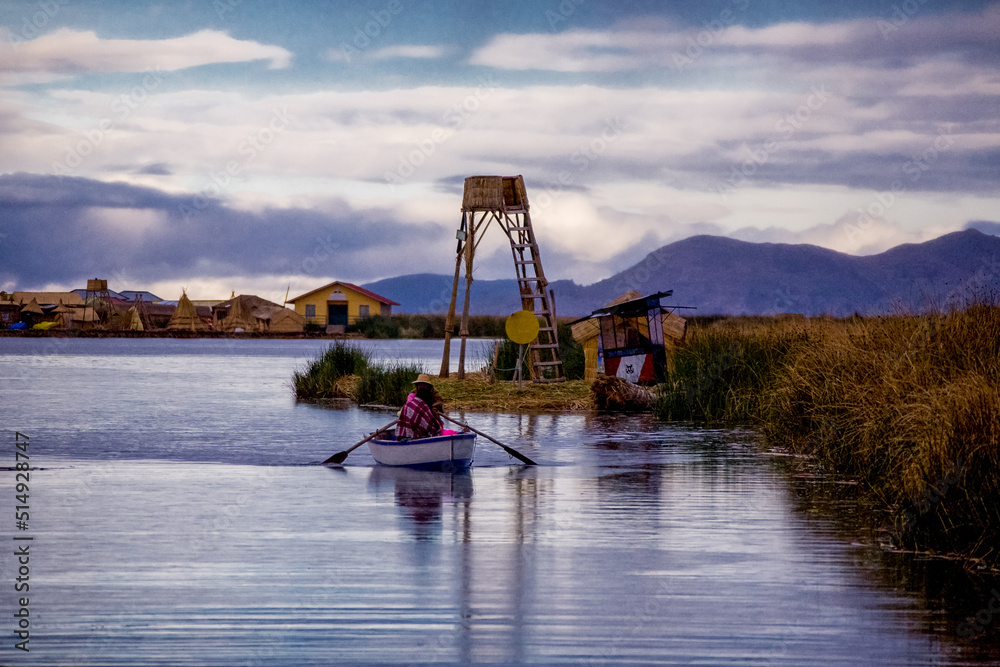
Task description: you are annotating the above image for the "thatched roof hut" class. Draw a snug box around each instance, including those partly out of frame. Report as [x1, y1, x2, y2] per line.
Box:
[167, 292, 208, 331]
[19, 297, 44, 315]
[127, 305, 144, 331]
[213, 294, 305, 333]
[52, 300, 77, 329]
[219, 294, 258, 332]
[265, 306, 306, 333]
[571, 291, 687, 384]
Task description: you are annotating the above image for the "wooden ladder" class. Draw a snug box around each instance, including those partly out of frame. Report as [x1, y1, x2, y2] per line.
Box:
[499, 209, 565, 383]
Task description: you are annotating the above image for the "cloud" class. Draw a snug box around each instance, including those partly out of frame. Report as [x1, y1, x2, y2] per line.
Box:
[468, 3, 1000, 73]
[370, 45, 448, 60]
[135, 162, 173, 176]
[468, 30, 659, 72]
[1, 28, 292, 78]
[0, 173, 448, 291]
[326, 43, 448, 64]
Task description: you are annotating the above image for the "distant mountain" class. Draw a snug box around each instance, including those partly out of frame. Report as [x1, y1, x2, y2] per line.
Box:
[363, 230, 1000, 317]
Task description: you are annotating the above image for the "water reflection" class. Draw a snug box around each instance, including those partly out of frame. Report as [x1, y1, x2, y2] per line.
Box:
[369, 466, 473, 541]
[768, 452, 1000, 661]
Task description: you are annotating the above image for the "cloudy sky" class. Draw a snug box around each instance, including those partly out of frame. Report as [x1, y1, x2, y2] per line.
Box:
[1, 0, 998, 303]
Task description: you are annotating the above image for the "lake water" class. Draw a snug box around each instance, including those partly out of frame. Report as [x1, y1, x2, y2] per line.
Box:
[1, 337, 998, 665]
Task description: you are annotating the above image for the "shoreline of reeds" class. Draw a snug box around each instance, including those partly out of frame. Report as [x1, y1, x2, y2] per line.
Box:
[290, 340, 593, 411]
[655, 304, 1000, 569]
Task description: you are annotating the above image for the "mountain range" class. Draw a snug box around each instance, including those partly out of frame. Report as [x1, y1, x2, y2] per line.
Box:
[363, 230, 1000, 317]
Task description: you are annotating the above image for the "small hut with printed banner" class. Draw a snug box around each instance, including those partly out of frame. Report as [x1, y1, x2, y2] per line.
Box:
[571, 290, 687, 385]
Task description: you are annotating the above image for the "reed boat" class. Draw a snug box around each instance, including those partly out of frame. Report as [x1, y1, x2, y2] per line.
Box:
[367, 429, 476, 470]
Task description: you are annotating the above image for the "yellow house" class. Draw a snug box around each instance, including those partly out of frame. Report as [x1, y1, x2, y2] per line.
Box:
[288, 281, 399, 332]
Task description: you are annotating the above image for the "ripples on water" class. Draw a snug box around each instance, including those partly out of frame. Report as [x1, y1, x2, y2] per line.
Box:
[0, 338, 997, 665]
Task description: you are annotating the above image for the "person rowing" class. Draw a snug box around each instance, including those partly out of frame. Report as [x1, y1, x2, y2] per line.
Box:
[396, 373, 443, 440]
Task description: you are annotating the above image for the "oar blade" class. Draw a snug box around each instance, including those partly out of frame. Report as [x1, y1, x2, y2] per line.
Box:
[323, 451, 349, 465]
[501, 445, 537, 466]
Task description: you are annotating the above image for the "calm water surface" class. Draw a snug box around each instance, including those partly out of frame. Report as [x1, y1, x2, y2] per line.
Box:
[0, 337, 998, 665]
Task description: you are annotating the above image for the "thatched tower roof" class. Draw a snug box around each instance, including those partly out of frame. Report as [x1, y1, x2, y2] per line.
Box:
[462, 175, 529, 212]
[167, 292, 207, 331]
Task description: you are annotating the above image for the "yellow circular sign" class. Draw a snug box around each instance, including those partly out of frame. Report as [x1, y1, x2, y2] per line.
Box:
[505, 310, 540, 344]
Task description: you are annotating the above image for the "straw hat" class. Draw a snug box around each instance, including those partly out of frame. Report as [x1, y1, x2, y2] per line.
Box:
[412, 373, 434, 386]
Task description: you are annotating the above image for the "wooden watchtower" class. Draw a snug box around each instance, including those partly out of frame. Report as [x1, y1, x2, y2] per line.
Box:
[84, 278, 115, 329]
[440, 175, 565, 382]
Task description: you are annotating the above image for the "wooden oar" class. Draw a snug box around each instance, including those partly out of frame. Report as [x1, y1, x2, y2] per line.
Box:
[441, 414, 537, 466]
[322, 419, 398, 465]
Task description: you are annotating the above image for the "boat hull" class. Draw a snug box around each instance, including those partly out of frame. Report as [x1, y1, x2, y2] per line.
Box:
[367, 431, 476, 470]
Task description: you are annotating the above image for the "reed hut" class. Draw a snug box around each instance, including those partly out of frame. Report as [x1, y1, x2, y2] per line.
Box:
[571, 290, 687, 384]
[19, 297, 44, 328]
[52, 301, 77, 329]
[213, 294, 305, 334]
[167, 292, 208, 331]
[216, 294, 258, 332]
[127, 305, 144, 331]
[265, 306, 306, 333]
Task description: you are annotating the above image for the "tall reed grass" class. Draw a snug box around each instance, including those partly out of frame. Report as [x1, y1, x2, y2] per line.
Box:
[292, 341, 422, 406]
[655, 317, 809, 421]
[654, 305, 1000, 565]
[292, 342, 370, 399]
[355, 364, 422, 406]
[763, 305, 1000, 562]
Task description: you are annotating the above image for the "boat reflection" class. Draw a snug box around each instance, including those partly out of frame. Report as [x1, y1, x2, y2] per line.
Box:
[368, 466, 473, 541]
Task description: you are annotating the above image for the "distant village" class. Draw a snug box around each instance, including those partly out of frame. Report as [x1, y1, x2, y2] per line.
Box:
[0, 279, 400, 335]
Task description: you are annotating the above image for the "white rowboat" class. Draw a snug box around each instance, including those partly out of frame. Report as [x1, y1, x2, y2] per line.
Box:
[367, 430, 476, 470]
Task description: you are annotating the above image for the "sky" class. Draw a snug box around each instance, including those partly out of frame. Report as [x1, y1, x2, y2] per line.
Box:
[1, 0, 998, 304]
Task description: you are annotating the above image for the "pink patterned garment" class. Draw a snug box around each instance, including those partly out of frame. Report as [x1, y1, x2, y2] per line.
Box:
[396, 392, 442, 439]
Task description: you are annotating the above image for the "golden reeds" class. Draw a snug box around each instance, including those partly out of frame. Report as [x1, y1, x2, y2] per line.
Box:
[656, 304, 1000, 565]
